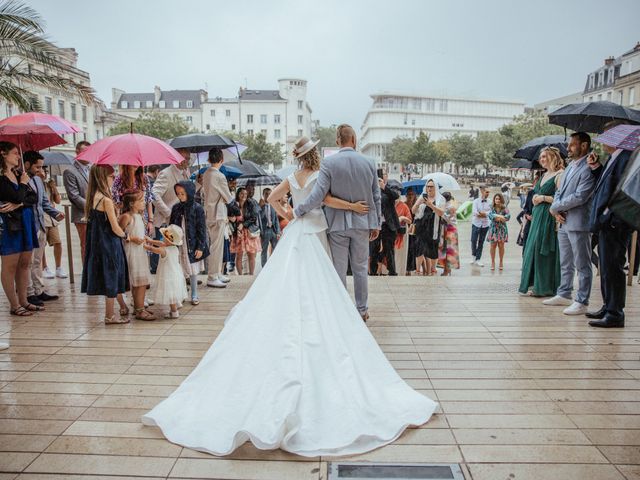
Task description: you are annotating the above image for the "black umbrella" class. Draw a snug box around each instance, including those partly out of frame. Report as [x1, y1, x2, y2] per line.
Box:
[514, 135, 568, 161]
[512, 158, 542, 170]
[224, 159, 268, 178]
[237, 175, 282, 187]
[169, 133, 237, 153]
[548, 101, 640, 134]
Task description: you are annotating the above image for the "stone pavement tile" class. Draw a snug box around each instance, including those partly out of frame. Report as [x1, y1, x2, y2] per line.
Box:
[0, 434, 56, 452]
[45, 435, 182, 457]
[91, 395, 161, 410]
[435, 389, 549, 401]
[103, 384, 176, 397]
[0, 405, 86, 421]
[77, 407, 149, 423]
[24, 453, 176, 476]
[528, 369, 634, 379]
[518, 360, 621, 369]
[427, 369, 532, 379]
[558, 402, 640, 415]
[0, 419, 72, 435]
[324, 444, 462, 463]
[1, 382, 108, 395]
[545, 390, 640, 402]
[446, 414, 575, 429]
[461, 444, 608, 463]
[0, 393, 97, 407]
[618, 465, 640, 480]
[114, 374, 186, 386]
[569, 415, 640, 429]
[0, 474, 17, 480]
[535, 379, 640, 390]
[0, 363, 37, 372]
[0, 372, 23, 382]
[422, 360, 521, 369]
[180, 443, 316, 461]
[124, 365, 195, 375]
[598, 446, 640, 464]
[169, 458, 320, 479]
[430, 379, 539, 389]
[584, 429, 640, 445]
[39, 355, 138, 366]
[440, 400, 562, 414]
[467, 463, 625, 480]
[0, 452, 39, 473]
[63, 421, 163, 439]
[391, 428, 455, 445]
[17, 476, 164, 480]
[30, 363, 129, 374]
[133, 357, 199, 367]
[453, 428, 590, 445]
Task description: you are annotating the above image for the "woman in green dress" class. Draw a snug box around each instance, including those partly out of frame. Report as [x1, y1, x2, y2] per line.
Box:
[519, 147, 565, 296]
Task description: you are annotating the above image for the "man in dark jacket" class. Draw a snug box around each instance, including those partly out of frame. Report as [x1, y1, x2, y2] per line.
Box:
[586, 129, 633, 328]
[370, 173, 400, 275]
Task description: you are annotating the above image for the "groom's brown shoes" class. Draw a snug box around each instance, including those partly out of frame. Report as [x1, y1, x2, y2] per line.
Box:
[361, 312, 369, 323]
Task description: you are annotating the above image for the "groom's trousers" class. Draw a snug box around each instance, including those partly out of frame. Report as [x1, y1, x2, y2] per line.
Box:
[328, 229, 370, 315]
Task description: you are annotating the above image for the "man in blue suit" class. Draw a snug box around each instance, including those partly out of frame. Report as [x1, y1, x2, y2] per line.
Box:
[586, 123, 634, 328]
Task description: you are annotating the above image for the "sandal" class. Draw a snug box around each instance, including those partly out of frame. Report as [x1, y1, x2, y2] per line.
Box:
[135, 308, 156, 321]
[105, 315, 130, 325]
[23, 303, 45, 312]
[10, 306, 33, 317]
[191, 297, 200, 306]
[119, 307, 130, 316]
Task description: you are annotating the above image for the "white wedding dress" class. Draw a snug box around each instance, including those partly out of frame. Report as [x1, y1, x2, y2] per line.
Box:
[141, 172, 438, 457]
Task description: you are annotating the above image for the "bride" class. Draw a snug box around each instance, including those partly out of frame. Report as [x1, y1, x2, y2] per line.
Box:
[141, 138, 438, 457]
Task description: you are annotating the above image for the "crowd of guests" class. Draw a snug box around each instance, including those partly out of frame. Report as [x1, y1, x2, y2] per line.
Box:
[518, 126, 637, 328]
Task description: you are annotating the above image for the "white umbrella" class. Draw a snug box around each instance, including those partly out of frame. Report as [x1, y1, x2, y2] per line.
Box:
[276, 164, 299, 180]
[421, 172, 460, 191]
[196, 142, 247, 165]
[502, 181, 516, 189]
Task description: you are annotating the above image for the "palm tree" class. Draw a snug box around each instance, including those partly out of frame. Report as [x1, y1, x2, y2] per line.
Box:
[0, 0, 96, 112]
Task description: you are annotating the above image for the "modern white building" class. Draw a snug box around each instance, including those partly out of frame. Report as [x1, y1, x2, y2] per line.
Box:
[111, 86, 207, 132]
[202, 78, 313, 162]
[534, 92, 584, 114]
[360, 92, 525, 163]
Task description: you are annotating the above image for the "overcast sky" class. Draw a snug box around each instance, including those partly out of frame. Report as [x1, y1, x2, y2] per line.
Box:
[30, 0, 640, 129]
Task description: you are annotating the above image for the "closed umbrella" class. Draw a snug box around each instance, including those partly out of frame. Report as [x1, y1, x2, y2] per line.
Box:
[548, 101, 640, 134]
[514, 135, 568, 161]
[77, 133, 183, 166]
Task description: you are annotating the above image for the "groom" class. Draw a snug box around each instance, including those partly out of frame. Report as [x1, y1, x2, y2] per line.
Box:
[293, 124, 381, 321]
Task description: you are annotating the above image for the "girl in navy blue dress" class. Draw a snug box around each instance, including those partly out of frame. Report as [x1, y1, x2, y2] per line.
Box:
[0, 142, 39, 317]
[81, 165, 130, 324]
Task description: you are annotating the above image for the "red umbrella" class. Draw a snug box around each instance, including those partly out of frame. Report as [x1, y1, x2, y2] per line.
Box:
[76, 133, 184, 166]
[0, 112, 80, 150]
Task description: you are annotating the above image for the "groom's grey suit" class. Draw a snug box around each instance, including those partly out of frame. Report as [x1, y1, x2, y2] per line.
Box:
[294, 147, 381, 315]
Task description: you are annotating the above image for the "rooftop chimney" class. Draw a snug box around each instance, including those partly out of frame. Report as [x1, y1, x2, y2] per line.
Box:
[604, 56, 615, 66]
[635, 41, 640, 52]
[154, 86, 161, 106]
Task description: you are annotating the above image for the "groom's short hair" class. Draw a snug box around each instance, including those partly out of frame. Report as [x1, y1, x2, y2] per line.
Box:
[336, 124, 356, 146]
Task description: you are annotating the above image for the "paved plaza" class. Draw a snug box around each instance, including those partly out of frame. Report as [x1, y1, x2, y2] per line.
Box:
[0, 206, 639, 480]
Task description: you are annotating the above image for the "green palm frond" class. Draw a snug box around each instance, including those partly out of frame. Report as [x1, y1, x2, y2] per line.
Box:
[0, 81, 38, 111]
[0, 0, 43, 34]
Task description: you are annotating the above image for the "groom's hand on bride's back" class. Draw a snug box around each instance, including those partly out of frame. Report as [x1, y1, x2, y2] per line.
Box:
[369, 229, 380, 241]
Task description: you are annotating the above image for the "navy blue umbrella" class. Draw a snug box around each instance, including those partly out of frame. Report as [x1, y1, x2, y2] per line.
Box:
[401, 179, 426, 195]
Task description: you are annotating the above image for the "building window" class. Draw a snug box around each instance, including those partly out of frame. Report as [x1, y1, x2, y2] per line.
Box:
[260, 114, 267, 124]
[411, 119, 416, 125]
[598, 71, 604, 87]
[70, 103, 77, 121]
[58, 100, 65, 118]
[297, 115, 303, 124]
[231, 124, 235, 130]
[133, 100, 140, 108]
[298, 100, 303, 109]
[206, 124, 210, 131]
[630, 87, 636, 106]
[589, 96, 594, 102]
[81, 105, 87, 122]
[45, 97, 52, 114]
[607, 91, 612, 102]
[145, 100, 152, 108]
[172, 100, 180, 108]
[439, 99, 448, 112]
[121, 100, 128, 108]
[261, 129, 267, 136]
[159, 100, 165, 108]
[186, 100, 193, 108]
[226, 109, 231, 117]
[247, 114, 254, 124]
[424, 98, 435, 111]
[589, 74, 595, 90]
[608, 67, 615, 84]
[185, 116, 193, 123]
[297, 129, 303, 136]
[210, 110, 215, 117]
[274, 129, 281, 139]
[247, 129, 254, 136]
[597, 94, 602, 101]
[274, 114, 280, 124]
[618, 91, 624, 105]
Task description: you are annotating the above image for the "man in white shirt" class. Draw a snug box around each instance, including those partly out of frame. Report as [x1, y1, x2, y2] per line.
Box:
[202, 149, 233, 288]
[470, 186, 491, 267]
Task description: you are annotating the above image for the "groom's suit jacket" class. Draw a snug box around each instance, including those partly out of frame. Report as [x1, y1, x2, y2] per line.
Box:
[294, 147, 381, 232]
[549, 155, 595, 232]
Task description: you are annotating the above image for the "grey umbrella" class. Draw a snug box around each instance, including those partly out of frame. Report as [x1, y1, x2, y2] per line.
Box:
[237, 175, 282, 187]
[169, 133, 239, 154]
[224, 159, 269, 178]
[42, 151, 74, 166]
[548, 101, 640, 134]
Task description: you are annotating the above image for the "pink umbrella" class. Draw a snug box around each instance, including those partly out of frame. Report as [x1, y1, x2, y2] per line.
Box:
[77, 133, 184, 166]
[0, 112, 80, 150]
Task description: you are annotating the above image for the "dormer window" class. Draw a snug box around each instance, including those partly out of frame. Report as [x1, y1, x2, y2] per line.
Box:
[121, 100, 128, 108]
[186, 100, 193, 108]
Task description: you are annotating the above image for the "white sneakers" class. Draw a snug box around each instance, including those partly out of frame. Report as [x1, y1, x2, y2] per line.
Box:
[470, 258, 484, 267]
[207, 277, 227, 288]
[542, 295, 572, 306]
[0, 342, 8, 351]
[218, 275, 230, 284]
[43, 267, 68, 279]
[563, 302, 588, 316]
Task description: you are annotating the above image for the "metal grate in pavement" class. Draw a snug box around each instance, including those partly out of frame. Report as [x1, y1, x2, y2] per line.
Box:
[327, 462, 465, 480]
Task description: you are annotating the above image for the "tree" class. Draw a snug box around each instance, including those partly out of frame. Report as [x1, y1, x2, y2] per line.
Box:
[241, 132, 285, 168]
[448, 133, 482, 174]
[408, 131, 436, 167]
[108, 112, 193, 139]
[314, 125, 337, 150]
[432, 139, 452, 168]
[384, 136, 414, 166]
[0, 1, 96, 112]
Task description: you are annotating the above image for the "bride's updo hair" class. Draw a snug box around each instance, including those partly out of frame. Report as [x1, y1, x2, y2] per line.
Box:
[298, 147, 321, 171]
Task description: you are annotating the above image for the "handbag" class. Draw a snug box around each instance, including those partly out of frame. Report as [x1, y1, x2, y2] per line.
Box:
[248, 224, 261, 238]
[407, 223, 416, 236]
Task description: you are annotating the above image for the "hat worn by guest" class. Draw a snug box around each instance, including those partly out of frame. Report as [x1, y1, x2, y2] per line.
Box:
[293, 137, 320, 158]
[160, 225, 183, 247]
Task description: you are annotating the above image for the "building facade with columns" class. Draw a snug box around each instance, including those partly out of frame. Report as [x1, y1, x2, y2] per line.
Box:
[360, 92, 525, 163]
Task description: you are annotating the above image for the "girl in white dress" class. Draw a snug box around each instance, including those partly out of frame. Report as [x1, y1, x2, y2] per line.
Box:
[144, 224, 188, 319]
[118, 191, 154, 320]
[142, 139, 438, 457]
